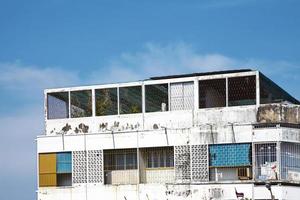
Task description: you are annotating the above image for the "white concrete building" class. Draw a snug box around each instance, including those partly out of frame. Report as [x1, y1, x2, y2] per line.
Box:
[37, 69, 300, 200]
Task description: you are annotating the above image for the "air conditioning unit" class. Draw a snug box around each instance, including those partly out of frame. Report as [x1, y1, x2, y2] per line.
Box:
[288, 171, 300, 182]
[238, 167, 252, 180]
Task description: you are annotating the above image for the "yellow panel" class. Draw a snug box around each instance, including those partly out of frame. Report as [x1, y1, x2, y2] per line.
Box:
[39, 173, 57, 187]
[39, 153, 56, 174]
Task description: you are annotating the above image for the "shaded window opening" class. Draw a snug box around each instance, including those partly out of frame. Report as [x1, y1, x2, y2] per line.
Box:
[104, 149, 137, 171]
[71, 90, 92, 118]
[144, 147, 174, 168]
[145, 84, 169, 112]
[199, 79, 226, 108]
[103, 149, 138, 185]
[47, 92, 69, 119]
[95, 88, 118, 116]
[119, 86, 142, 114]
[228, 76, 256, 106]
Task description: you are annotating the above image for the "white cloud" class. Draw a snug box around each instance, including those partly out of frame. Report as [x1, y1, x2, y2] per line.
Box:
[89, 42, 242, 84]
[0, 62, 79, 91]
[89, 42, 300, 99]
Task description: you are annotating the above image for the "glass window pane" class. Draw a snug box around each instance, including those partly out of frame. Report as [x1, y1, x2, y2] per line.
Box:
[209, 143, 252, 167]
[115, 154, 125, 170]
[96, 88, 118, 116]
[166, 149, 174, 167]
[119, 86, 142, 114]
[145, 84, 168, 112]
[56, 152, 72, 174]
[199, 79, 226, 108]
[71, 90, 92, 118]
[47, 92, 69, 119]
[228, 76, 256, 106]
[126, 153, 137, 169]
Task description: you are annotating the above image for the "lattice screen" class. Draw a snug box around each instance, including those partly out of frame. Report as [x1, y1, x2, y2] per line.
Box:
[170, 82, 194, 111]
[72, 150, 104, 184]
[87, 150, 103, 183]
[183, 82, 194, 110]
[72, 151, 87, 184]
[191, 145, 209, 182]
[175, 145, 191, 182]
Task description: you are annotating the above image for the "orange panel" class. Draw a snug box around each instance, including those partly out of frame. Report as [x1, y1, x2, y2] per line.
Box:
[39, 173, 57, 187]
[39, 153, 56, 174]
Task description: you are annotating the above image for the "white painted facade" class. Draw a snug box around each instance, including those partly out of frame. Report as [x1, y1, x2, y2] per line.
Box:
[37, 70, 300, 200]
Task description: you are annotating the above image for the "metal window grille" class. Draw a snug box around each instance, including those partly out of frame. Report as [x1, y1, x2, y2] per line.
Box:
[199, 79, 226, 108]
[141, 147, 174, 168]
[281, 142, 300, 182]
[228, 76, 256, 106]
[254, 143, 278, 180]
[103, 149, 138, 185]
[103, 149, 137, 171]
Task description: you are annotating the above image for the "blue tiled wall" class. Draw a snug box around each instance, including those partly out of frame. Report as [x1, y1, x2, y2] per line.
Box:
[56, 152, 72, 173]
[209, 143, 251, 167]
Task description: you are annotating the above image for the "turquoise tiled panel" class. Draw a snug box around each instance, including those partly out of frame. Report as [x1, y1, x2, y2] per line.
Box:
[57, 152, 72, 173]
[209, 143, 251, 167]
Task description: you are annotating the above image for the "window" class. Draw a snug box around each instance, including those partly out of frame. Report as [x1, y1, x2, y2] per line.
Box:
[104, 149, 137, 171]
[71, 90, 92, 118]
[170, 82, 194, 111]
[228, 76, 256, 106]
[146, 147, 174, 168]
[280, 142, 300, 181]
[237, 167, 252, 180]
[47, 92, 69, 119]
[39, 152, 72, 187]
[145, 84, 168, 112]
[209, 143, 252, 167]
[199, 79, 226, 108]
[119, 86, 142, 114]
[254, 143, 277, 180]
[95, 88, 118, 116]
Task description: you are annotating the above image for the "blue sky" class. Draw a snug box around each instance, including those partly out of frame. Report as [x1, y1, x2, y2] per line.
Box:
[0, 0, 300, 199]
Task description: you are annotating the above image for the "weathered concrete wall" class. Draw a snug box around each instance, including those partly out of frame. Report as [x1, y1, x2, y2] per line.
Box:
[37, 183, 296, 200]
[257, 103, 300, 124]
[45, 105, 257, 136]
